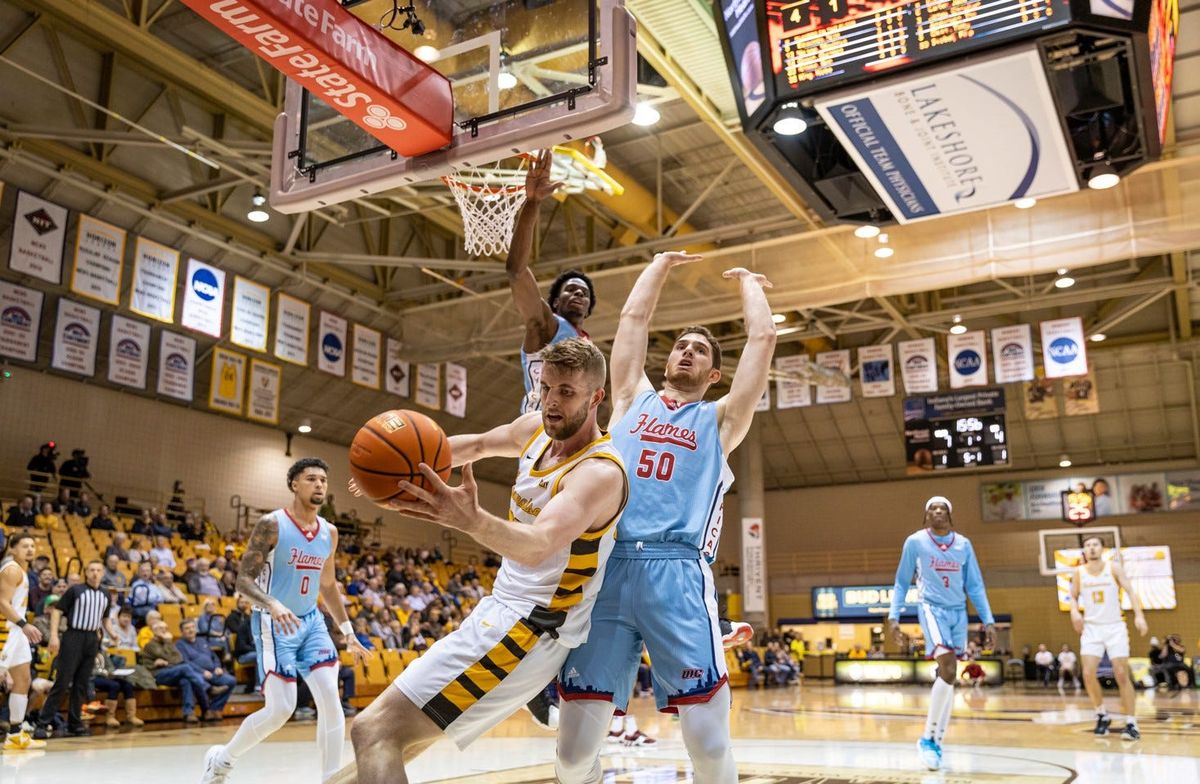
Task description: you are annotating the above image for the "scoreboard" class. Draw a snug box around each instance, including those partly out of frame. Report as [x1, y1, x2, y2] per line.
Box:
[904, 388, 1009, 474]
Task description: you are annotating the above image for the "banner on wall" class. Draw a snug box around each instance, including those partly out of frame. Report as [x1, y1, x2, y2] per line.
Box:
[858, 344, 895, 398]
[385, 338, 409, 397]
[741, 517, 766, 614]
[230, 276, 270, 352]
[247, 359, 282, 424]
[1064, 369, 1100, 416]
[180, 258, 226, 337]
[351, 324, 381, 388]
[129, 237, 179, 323]
[445, 362, 467, 418]
[9, 191, 67, 284]
[991, 324, 1034, 383]
[774, 354, 812, 409]
[274, 293, 310, 366]
[815, 350, 852, 404]
[0, 281, 44, 362]
[51, 298, 101, 376]
[980, 482, 1026, 522]
[157, 330, 195, 401]
[1023, 366, 1058, 419]
[1117, 472, 1167, 514]
[69, 214, 125, 305]
[208, 347, 247, 415]
[317, 311, 347, 376]
[1041, 317, 1088, 378]
[107, 315, 150, 389]
[898, 338, 937, 393]
[416, 363, 440, 409]
[948, 331, 988, 388]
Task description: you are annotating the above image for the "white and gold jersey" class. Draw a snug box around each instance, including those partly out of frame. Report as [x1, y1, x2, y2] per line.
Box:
[491, 427, 627, 646]
[1078, 561, 1123, 625]
[0, 559, 27, 630]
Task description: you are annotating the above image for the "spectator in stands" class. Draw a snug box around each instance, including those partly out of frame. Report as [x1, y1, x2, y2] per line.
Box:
[345, 568, 367, 597]
[1160, 634, 1191, 692]
[101, 554, 128, 594]
[137, 611, 162, 649]
[736, 643, 764, 689]
[29, 567, 56, 617]
[126, 537, 150, 564]
[177, 619, 235, 712]
[128, 562, 162, 624]
[156, 571, 188, 604]
[51, 487, 71, 514]
[847, 644, 868, 660]
[764, 641, 792, 687]
[319, 492, 337, 522]
[360, 576, 386, 612]
[5, 496, 36, 528]
[140, 620, 212, 723]
[131, 510, 152, 536]
[149, 536, 176, 569]
[224, 596, 257, 685]
[408, 585, 429, 613]
[90, 503, 115, 531]
[34, 502, 61, 532]
[177, 511, 202, 542]
[166, 480, 186, 526]
[105, 606, 139, 650]
[219, 570, 237, 596]
[188, 559, 222, 597]
[1057, 644, 1080, 690]
[149, 509, 174, 539]
[68, 491, 92, 518]
[196, 599, 230, 659]
[27, 443, 58, 495]
[105, 532, 130, 562]
[868, 644, 886, 659]
[352, 617, 375, 651]
[1034, 643, 1055, 687]
[57, 448, 90, 496]
[91, 650, 142, 727]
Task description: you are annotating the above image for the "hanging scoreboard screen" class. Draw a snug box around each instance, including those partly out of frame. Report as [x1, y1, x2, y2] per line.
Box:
[765, 0, 1072, 97]
[904, 388, 1008, 474]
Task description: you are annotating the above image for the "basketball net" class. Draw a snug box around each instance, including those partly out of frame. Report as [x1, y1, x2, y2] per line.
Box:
[442, 159, 528, 258]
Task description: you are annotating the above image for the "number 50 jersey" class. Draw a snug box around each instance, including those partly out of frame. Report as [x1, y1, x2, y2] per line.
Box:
[255, 509, 332, 616]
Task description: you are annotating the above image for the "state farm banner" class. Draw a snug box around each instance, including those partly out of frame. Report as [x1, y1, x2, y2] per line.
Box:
[741, 517, 766, 614]
[317, 311, 347, 376]
[1041, 317, 1088, 378]
[230, 276, 270, 352]
[274, 293, 310, 365]
[208, 347, 247, 416]
[774, 354, 812, 409]
[858, 344, 895, 398]
[445, 362, 467, 418]
[70, 214, 125, 305]
[0, 281, 43, 362]
[898, 338, 937, 394]
[177, 0, 451, 155]
[9, 191, 67, 284]
[247, 359, 282, 424]
[385, 338, 409, 397]
[157, 330, 196, 401]
[51, 298, 101, 377]
[107, 315, 151, 389]
[180, 258, 226, 337]
[416, 363, 440, 410]
[815, 350, 851, 405]
[129, 238, 179, 323]
[948, 331, 988, 389]
[351, 323, 381, 388]
[991, 324, 1035, 384]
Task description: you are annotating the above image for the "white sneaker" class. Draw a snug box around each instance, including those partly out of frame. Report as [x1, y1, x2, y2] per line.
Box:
[200, 745, 232, 784]
[623, 730, 657, 747]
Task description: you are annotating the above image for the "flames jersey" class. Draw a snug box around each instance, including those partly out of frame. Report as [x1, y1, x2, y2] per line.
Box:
[888, 529, 994, 624]
[611, 389, 734, 559]
[255, 509, 332, 617]
[1077, 561, 1123, 624]
[520, 314, 587, 413]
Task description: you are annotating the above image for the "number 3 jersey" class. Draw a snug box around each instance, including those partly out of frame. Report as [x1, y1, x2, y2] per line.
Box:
[255, 509, 332, 616]
[888, 529, 995, 624]
[611, 389, 734, 559]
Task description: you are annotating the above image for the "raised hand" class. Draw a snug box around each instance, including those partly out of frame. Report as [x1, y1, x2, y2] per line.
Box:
[392, 463, 483, 533]
[525, 148, 563, 203]
[654, 251, 704, 267]
[723, 267, 773, 288]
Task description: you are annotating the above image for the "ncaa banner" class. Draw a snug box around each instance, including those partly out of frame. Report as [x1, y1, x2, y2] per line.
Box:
[107, 315, 151, 389]
[351, 323, 381, 389]
[69, 214, 125, 305]
[991, 324, 1035, 384]
[0, 281, 44, 362]
[815, 350, 852, 404]
[445, 362, 467, 418]
[129, 237, 179, 323]
[948, 331, 988, 388]
[898, 338, 937, 394]
[230, 276, 270, 352]
[51, 297, 101, 376]
[274, 293, 310, 366]
[317, 311, 347, 376]
[9, 191, 68, 284]
[415, 363, 440, 410]
[181, 258, 226, 337]
[1041, 317, 1088, 378]
[247, 359, 283, 424]
[815, 48, 1078, 223]
[858, 344, 895, 398]
[385, 338, 409, 397]
[741, 517, 766, 614]
[157, 330, 196, 401]
[208, 347, 247, 415]
[774, 354, 812, 409]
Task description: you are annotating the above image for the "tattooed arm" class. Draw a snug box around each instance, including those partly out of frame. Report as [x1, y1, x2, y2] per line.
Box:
[236, 514, 300, 635]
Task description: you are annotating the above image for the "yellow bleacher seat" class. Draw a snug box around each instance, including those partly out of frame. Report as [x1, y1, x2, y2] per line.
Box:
[339, 651, 357, 667]
[400, 649, 419, 666]
[364, 655, 388, 685]
[369, 636, 383, 651]
[109, 647, 139, 667]
[183, 604, 203, 619]
[381, 649, 405, 679]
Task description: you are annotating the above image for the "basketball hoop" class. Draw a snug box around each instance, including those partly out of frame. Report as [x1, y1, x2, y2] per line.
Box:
[443, 160, 528, 258]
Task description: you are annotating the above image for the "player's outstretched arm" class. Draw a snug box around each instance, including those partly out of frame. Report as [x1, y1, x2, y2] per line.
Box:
[448, 411, 542, 466]
[717, 268, 776, 455]
[1111, 561, 1148, 635]
[964, 541, 997, 648]
[236, 514, 300, 634]
[507, 149, 562, 354]
[320, 527, 370, 661]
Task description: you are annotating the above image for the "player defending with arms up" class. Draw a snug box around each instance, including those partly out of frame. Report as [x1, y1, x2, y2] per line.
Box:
[201, 458, 369, 784]
[0, 533, 45, 751]
[1071, 535, 1148, 741]
[888, 496, 995, 772]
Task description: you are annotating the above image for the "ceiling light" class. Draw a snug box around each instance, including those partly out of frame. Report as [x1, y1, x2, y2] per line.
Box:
[1059, 455, 1072, 468]
[873, 246, 894, 259]
[632, 101, 660, 127]
[1087, 162, 1120, 190]
[854, 224, 881, 239]
[1090, 332, 1107, 342]
[497, 70, 518, 90]
[298, 419, 312, 434]
[772, 313, 787, 324]
[1054, 275, 1075, 289]
[413, 45, 439, 62]
[949, 323, 967, 335]
[1014, 197, 1037, 209]
[772, 102, 806, 136]
[952, 314, 962, 324]
[247, 192, 269, 223]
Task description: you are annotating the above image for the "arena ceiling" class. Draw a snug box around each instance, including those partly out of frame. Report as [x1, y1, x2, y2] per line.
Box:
[1, 0, 1200, 491]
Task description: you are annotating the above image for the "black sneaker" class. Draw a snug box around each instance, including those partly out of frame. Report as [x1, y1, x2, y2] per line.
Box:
[32, 725, 51, 740]
[1121, 724, 1140, 742]
[66, 726, 91, 737]
[1093, 715, 1111, 736]
[524, 690, 554, 730]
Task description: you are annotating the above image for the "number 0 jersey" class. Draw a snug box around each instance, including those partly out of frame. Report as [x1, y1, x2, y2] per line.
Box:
[1078, 561, 1123, 624]
[255, 509, 332, 616]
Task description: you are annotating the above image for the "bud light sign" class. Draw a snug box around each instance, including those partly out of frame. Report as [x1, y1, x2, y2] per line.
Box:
[1040, 317, 1088, 378]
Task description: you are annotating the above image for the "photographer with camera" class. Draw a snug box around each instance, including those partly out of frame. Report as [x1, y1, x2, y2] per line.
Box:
[58, 449, 91, 498]
[26, 443, 57, 496]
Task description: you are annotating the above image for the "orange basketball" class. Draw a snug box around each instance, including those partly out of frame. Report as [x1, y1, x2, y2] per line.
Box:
[349, 410, 452, 504]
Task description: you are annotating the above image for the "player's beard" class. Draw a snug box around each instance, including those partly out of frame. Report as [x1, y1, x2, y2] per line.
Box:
[308, 492, 324, 508]
[545, 404, 589, 441]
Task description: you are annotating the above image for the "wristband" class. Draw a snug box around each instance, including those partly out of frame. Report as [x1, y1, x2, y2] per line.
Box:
[339, 621, 353, 637]
[16, 619, 26, 628]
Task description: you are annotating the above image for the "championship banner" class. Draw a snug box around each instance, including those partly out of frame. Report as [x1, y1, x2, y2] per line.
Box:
[991, 324, 1034, 384]
[445, 362, 467, 418]
[129, 238, 179, 323]
[351, 323, 381, 388]
[0, 281, 44, 362]
[180, 258, 226, 337]
[1064, 368, 1101, 416]
[415, 363, 440, 410]
[741, 517, 766, 614]
[157, 330, 196, 401]
[1023, 367, 1058, 419]
[9, 191, 67, 284]
[69, 214, 125, 305]
[274, 293, 310, 365]
[107, 315, 151, 389]
[51, 298, 101, 376]
[898, 338, 937, 394]
[774, 354, 812, 409]
[858, 344, 895, 398]
[230, 276, 270, 352]
[815, 350, 851, 404]
[385, 338, 409, 397]
[948, 331, 988, 389]
[208, 347, 247, 415]
[1040, 317, 1088, 378]
[317, 311, 347, 376]
[247, 359, 283, 424]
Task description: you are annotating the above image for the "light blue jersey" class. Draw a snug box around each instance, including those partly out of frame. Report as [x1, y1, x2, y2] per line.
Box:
[520, 314, 585, 413]
[256, 508, 332, 617]
[888, 529, 994, 623]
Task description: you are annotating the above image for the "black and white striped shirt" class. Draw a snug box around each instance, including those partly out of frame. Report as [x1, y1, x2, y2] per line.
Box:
[55, 583, 111, 632]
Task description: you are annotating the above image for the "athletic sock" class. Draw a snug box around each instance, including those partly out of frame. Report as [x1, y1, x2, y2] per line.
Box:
[1126, 718, 1138, 729]
[9, 694, 27, 727]
[609, 715, 623, 734]
[924, 678, 954, 741]
[1097, 706, 1108, 717]
[623, 714, 638, 735]
[934, 686, 954, 744]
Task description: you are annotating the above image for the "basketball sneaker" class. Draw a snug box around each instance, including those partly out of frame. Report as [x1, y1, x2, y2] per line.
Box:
[917, 737, 942, 770]
[1121, 724, 1140, 742]
[200, 744, 232, 784]
[2, 729, 47, 751]
[720, 619, 754, 649]
[623, 729, 657, 747]
[1092, 714, 1111, 736]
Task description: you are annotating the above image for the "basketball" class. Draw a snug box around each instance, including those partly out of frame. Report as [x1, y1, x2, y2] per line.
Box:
[349, 410, 452, 504]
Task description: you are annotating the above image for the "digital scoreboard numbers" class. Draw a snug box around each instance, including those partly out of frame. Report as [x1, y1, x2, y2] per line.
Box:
[929, 413, 1009, 469]
[904, 389, 1008, 474]
[767, 0, 1071, 96]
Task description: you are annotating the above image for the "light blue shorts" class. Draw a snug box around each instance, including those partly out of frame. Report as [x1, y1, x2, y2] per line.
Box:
[252, 608, 338, 682]
[918, 603, 968, 658]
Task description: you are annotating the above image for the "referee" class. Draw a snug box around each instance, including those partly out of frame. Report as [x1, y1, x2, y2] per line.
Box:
[34, 560, 112, 739]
